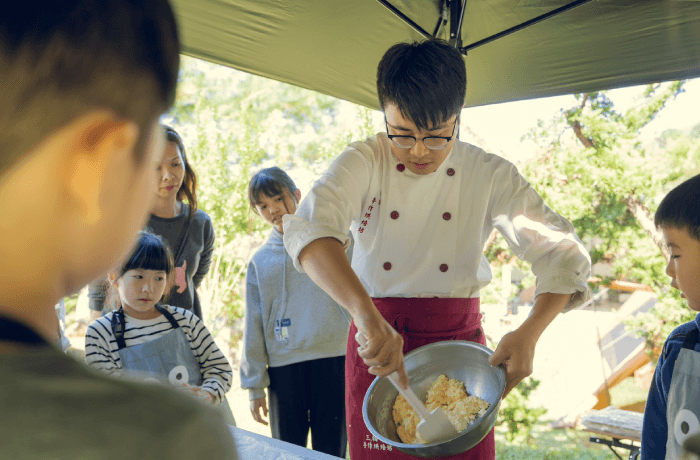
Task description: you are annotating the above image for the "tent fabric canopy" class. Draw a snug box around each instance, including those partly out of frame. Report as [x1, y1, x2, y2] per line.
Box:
[170, 0, 700, 110]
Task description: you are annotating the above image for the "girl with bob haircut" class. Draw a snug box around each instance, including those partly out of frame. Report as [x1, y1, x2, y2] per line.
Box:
[85, 231, 234, 424]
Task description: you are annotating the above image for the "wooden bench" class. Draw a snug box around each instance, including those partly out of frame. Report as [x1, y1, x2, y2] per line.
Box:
[580, 406, 642, 460]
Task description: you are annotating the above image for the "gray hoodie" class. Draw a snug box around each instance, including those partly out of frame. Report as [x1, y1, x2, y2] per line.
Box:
[240, 228, 352, 400]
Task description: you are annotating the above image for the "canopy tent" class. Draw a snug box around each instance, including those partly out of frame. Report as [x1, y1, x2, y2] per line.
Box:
[170, 0, 700, 110]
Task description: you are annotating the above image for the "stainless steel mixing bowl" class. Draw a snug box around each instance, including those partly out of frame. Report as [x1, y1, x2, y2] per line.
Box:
[362, 340, 506, 458]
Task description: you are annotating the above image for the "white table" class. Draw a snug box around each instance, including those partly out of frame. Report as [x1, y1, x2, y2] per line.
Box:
[580, 406, 642, 460]
[229, 426, 343, 460]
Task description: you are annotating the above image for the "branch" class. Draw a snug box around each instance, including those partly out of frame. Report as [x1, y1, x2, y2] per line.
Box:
[625, 195, 669, 259]
[625, 81, 685, 132]
[571, 120, 596, 149]
[483, 228, 499, 253]
[566, 94, 596, 149]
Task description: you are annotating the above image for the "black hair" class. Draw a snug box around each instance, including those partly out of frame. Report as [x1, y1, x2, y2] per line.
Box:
[0, 0, 180, 175]
[248, 167, 299, 214]
[655, 174, 700, 241]
[163, 125, 198, 219]
[118, 231, 174, 277]
[377, 39, 466, 130]
[107, 231, 175, 309]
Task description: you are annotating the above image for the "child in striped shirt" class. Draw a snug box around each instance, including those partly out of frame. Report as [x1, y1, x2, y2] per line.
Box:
[85, 231, 234, 422]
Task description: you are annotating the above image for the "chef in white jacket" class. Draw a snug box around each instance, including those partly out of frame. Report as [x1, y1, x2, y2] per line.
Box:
[283, 39, 591, 460]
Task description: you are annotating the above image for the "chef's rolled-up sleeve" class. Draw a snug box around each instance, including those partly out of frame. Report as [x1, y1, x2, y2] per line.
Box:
[283, 143, 373, 272]
[489, 161, 591, 312]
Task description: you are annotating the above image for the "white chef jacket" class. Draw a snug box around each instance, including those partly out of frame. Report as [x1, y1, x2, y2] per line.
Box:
[283, 134, 591, 311]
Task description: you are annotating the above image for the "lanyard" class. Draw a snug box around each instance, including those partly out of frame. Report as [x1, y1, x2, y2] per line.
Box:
[0, 315, 48, 346]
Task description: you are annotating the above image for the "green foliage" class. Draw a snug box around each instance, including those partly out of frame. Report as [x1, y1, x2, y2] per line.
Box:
[495, 424, 617, 459]
[624, 287, 696, 362]
[497, 377, 547, 443]
[515, 81, 700, 354]
[165, 57, 381, 343]
[609, 377, 649, 408]
[64, 293, 79, 316]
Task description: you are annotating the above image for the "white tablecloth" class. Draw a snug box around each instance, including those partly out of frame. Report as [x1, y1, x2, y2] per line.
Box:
[229, 426, 343, 460]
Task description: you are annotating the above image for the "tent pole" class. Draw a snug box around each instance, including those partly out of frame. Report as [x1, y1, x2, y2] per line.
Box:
[449, 0, 466, 48]
[432, 0, 448, 38]
[375, 0, 433, 39]
[460, 0, 593, 54]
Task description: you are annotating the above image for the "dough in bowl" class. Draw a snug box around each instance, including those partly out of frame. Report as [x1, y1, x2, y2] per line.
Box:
[393, 374, 490, 444]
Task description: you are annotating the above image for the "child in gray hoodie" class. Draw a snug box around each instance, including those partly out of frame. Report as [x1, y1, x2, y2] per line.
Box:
[240, 167, 351, 457]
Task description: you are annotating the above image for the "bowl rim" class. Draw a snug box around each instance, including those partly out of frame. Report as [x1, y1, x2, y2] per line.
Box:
[361, 339, 506, 448]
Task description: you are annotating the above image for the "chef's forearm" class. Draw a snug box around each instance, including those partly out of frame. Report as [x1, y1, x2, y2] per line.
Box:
[517, 292, 572, 342]
[298, 237, 375, 319]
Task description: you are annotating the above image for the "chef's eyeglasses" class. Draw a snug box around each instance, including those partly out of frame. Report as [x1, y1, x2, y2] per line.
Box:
[385, 117, 459, 150]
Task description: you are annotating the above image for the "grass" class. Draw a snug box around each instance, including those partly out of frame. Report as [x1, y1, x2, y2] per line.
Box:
[609, 377, 648, 410]
[495, 423, 621, 459]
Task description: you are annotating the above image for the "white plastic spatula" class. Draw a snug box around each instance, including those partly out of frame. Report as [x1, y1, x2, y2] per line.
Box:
[355, 332, 459, 444]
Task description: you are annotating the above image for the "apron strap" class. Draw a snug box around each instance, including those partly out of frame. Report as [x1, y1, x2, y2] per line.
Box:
[394, 316, 481, 339]
[155, 304, 180, 329]
[682, 326, 699, 350]
[111, 308, 128, 351]
[112, 305, 181, 351]
[0, 315, 48, 346]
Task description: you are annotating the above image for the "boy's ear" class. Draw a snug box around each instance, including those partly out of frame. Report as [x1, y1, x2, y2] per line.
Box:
[63, 111, 140, 225]
[294, 189, 301, 201]
[107, 271, 119, 287]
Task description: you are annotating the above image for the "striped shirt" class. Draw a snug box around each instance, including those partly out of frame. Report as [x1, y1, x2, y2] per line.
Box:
[85, 305, 232, 402]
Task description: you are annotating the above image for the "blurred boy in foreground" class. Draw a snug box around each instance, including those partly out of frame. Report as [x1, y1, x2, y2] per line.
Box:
[0, 2, 237, 458]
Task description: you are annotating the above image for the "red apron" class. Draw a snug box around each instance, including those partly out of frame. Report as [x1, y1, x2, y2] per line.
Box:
[346, 297, 495, 460]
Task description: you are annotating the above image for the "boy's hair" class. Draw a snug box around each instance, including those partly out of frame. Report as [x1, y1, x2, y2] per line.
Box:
[0, 0, 180, 176]
[108, 231, 175, 308]
[655, 173, 700, 241]
[377, 38, 466, 130]
[248, 167, 299, 214]
[163, 125, 198, 219]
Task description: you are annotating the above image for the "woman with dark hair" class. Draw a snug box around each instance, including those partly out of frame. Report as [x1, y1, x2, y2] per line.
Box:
[88, 125, 215, 321]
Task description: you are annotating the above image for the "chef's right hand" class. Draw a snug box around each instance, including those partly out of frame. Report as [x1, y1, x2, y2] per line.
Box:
[355, 309, 409, 389]
[250, 397, 269, 425]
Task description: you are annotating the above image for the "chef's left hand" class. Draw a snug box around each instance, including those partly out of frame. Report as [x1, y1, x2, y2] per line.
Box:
[488, 326, 537, 398]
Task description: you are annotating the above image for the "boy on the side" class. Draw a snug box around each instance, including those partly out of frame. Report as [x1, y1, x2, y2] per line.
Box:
[0, 2, 237, 458]
[641, 174, 700, 459]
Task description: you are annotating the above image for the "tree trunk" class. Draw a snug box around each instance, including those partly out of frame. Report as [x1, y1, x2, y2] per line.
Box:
[571, 120, 595, 149]
[566, 94, 596, 149]
[625, 195, 669, 259]
[483, 228, 499, 253]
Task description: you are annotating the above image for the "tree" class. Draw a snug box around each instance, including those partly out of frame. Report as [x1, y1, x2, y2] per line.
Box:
[510, 81, 698, 356]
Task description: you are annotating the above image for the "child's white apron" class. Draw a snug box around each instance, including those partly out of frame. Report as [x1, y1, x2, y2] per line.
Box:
[112, 305, 235, 425]
[666, 326, 700, 458]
